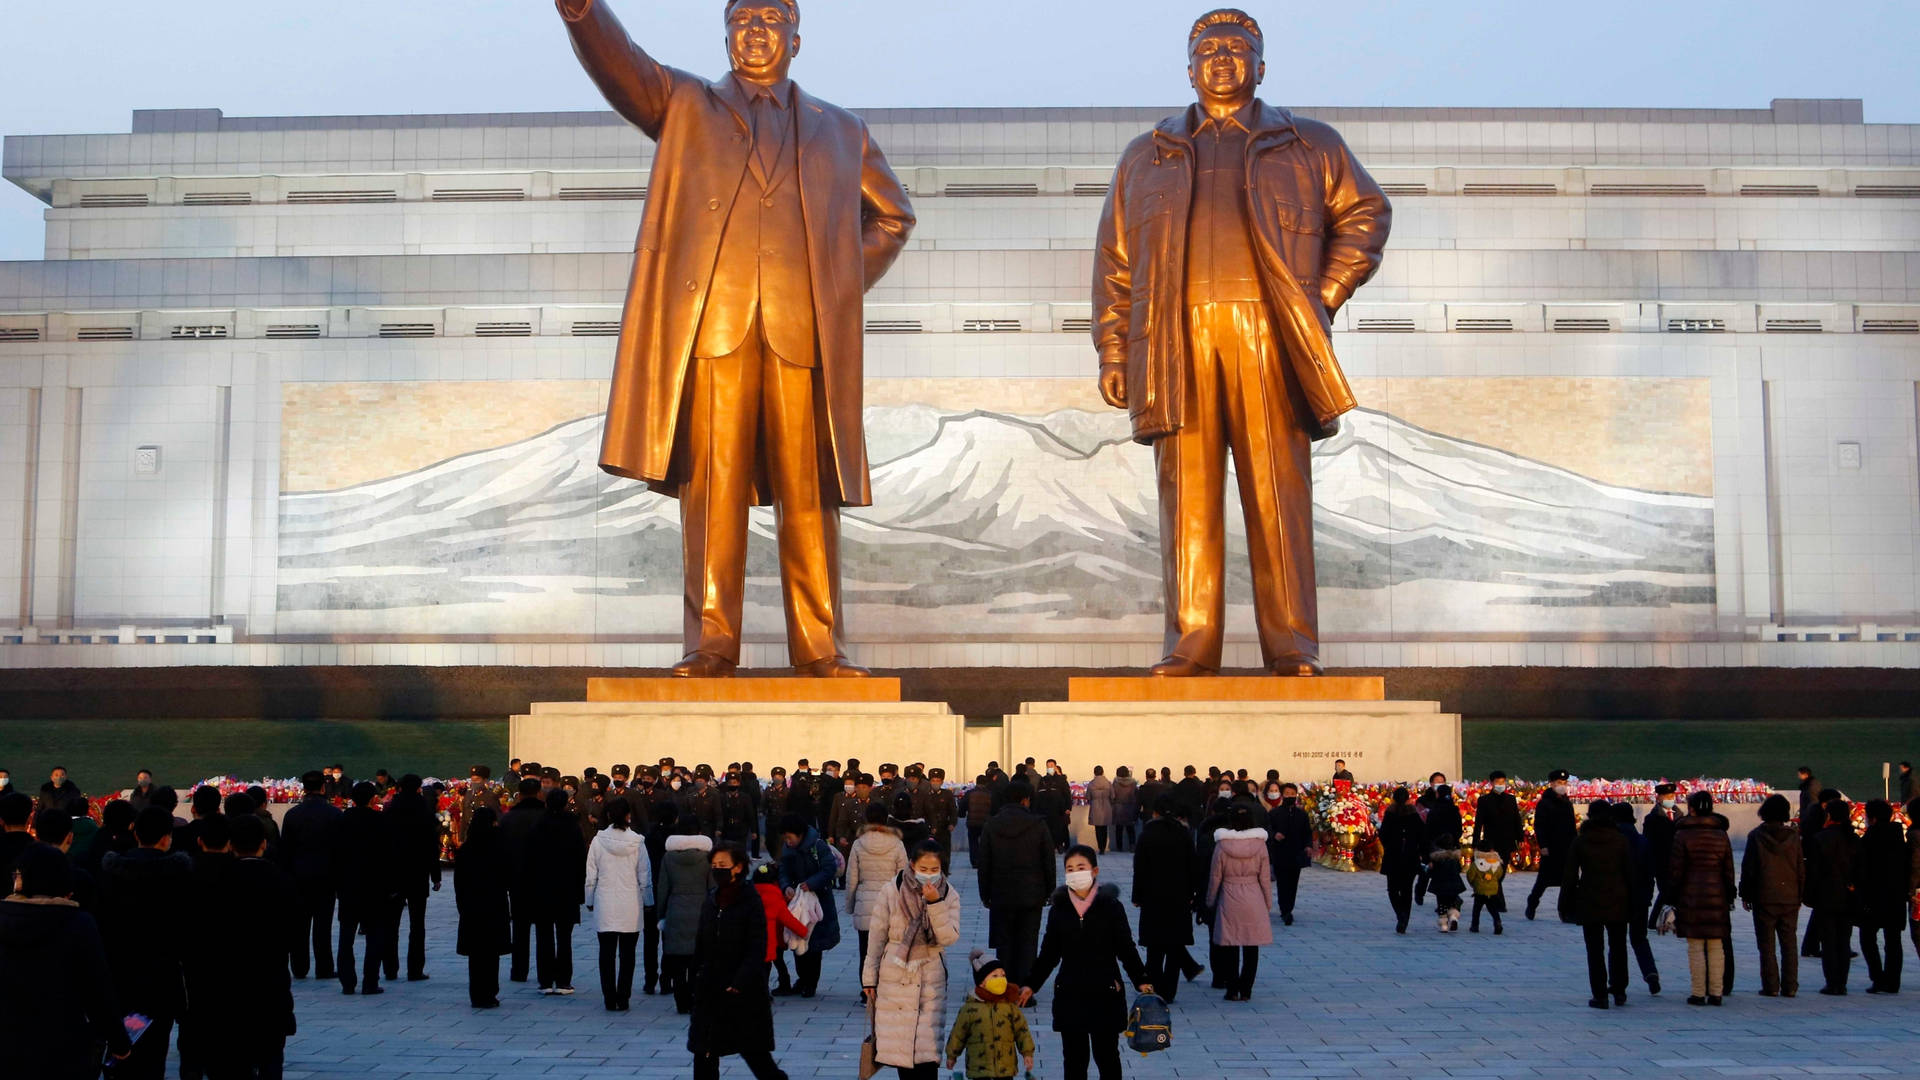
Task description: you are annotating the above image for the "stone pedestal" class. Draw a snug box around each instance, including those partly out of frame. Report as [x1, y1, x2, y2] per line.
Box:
[1006, 678, 1460, 784]
[511, 679, 960, 777]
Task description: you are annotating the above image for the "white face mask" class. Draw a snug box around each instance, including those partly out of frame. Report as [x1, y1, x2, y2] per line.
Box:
[1659, 798, 1675, 811]
[844, 783, 856, 795]
[1218, 788, 1232, 798]
[1552, 783, 1569, 796]
[670, 779, 682, 791]
[915, 871, 942, 886]
[1064, 869, 1095, 893]
[1493, 783, 1507, 793]
[1266, 787, 1280, 799]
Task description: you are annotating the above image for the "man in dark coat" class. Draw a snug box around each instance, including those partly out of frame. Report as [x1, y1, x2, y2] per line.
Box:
[1643, 782, 1682, 920]
[455, 806, 511, 1008]
[1471, 771, 1522, 864]
[719, 774, 757, 852]
[1267, 783, 1312, 924]
[1133, 797, 1202, 998]
[1796, 767, 1820, 825]
[1526, 769, 1578, 919]
[385, 774, 444, 982]
[1611, 802, 1662, 995]
[335, 781, 399, 995]
[976, 781, 1055, 985]
[500, 777, 546, 982]
[455, 765, 502, 845]
[689, 845, 785, 1080]
[923, 768, 960, 872]
[1036, 762, 1073, 851]
[1856, 799, 1908, 993]
[0, 845, 134, 1076]
[686, 774, 723, 839]
[1739, 793, 1803, 996]
[1559, 800, 1635, 1008]
[1806, 798, 1859, 993]
[1378, 790, 1427, 934]
[97, 807, 194, 1079]
[964, 777, 994, 867]
[1173, 767, 1206, 821]
[38, 765, 82, 812]
[528, 788, 588, 993]
[194, 814, 300, 1076]
[0, 792, 40, 887]
[278, 771, 342, 980]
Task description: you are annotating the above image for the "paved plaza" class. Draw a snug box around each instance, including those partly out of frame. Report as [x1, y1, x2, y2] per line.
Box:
[252, 853, 1920, 1079]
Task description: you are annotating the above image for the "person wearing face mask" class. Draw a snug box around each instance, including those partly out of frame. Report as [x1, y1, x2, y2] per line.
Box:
[833, 774, 875, 864]
[1643, 782, 1682, 929]
[688, 844, 788, 1080]
[687, 770, 724, 839]
[658, 816, 716, 1013]
[1035, 762, 1073, 853]
[127, 769, 157, 814]
[1471, 770, 1522, 869]
[720, 773, 757, 854]
[862, 841, 962, 1079]
[1266, 783, 1311, 925]
[1019, 846, 1152, 1080]
[921, 768, 959, 872]
[945, 951, 1036, 1080]
[1526, 769, 1579, 920]
[1085, 767, 1114, 855]
[815, 761, 844, 836]
[776, 812, 843, 998]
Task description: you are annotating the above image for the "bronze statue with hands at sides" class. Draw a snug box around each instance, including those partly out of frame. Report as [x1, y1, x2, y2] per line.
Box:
[1092, 8, 1391, 678]
[554, 0, 915, 678]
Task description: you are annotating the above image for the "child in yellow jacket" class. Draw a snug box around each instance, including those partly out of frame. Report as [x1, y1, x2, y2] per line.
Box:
[945, 951, 1035, 1080]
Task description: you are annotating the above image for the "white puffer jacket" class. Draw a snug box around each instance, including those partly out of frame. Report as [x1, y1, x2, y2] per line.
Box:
[845, 825, 908, 930]
[583, 825, 652, 934]
[862, 871, 962, 1067]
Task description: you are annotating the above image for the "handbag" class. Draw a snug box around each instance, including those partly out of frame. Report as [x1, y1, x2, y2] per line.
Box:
[858, 1001, 881, 1079]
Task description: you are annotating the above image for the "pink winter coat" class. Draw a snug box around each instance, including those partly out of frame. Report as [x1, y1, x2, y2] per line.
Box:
[1207, 828, 1274, 946]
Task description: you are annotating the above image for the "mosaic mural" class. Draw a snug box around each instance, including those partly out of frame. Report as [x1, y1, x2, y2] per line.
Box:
[277, 377, 1716, 638]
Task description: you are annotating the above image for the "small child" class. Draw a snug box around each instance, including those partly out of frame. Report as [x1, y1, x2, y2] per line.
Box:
[750, 862, 809, 995]
[1466, 848, 1507, 935]
[1427, 846, 1465, 932]
[946, 950, 1035, 1080]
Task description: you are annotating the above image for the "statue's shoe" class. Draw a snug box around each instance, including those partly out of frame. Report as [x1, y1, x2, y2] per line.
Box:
[671, 652, 737, 678]
[1148, 655, 1217, 678]
[796, 656, 871, 678]
[1268, 654, 1324, 677]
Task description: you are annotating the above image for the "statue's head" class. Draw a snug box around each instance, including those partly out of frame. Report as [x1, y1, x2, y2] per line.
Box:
[1187, 8, 1264, 108]
[724, 0, 801, 83]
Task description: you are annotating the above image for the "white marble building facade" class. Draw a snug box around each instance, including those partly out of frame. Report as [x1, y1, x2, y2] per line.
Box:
[1, 99, 1917, 670]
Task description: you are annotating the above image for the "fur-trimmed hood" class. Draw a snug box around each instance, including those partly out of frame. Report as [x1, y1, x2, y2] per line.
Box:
[1212, 827, 1267, 843]
[664, 833, 713, 854]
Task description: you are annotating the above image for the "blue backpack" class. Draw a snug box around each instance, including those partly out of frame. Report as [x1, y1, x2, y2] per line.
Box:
[1125, 991, 1172, 1055]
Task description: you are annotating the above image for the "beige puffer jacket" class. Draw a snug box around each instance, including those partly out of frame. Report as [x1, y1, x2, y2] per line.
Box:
[861, 871, 962, 1067]
[846, 825, 908, 931]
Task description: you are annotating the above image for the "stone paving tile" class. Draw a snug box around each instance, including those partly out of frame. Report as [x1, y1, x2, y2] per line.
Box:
[157, 853, 1920, 1079]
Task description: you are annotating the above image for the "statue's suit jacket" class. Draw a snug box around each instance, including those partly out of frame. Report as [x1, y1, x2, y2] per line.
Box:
[559, 0, 915, 506]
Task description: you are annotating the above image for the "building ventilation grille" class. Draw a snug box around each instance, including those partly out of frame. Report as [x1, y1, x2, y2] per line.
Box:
[1763, 318, 1824, 333]
[1071, 183, 1110, 197]
[1379, 183, 1429, 196]
[1855, 185, 1920, 198]
[286, 190, 399, 204]
[377, 323, 437, 339]
[474, 321, 533, 337]
[1588, 183, 1708, 197]
[181, 192, 253, 206]
[430, 188, 527, 203]
[1666, 318, 1727, 333]
[1739, 184, 1821, 197]
[78, 193, 149, 208]
[1461, 183, 1558, 197]
[945, 183, 1039, 197]
[264, 324, 322, 339]
[0, 328, 42, 343]
[1860, 318, 1920, 334]
[75, 326, 135, 341]
[1454, 317, 1516, 332]
[1355, 318, 1418, 333]
[961, 319, 1022, 333]
[1059, 317, 1094, 333]
[168, 325, 229, 340]
[1552, 317, 1613, 333]
[557, 186, 648, 201]
[570, 321, 621, 337]
[864, 319, 923, 334]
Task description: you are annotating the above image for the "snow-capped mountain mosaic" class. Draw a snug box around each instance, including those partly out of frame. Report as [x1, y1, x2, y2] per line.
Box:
[276, 405, 1715, 637]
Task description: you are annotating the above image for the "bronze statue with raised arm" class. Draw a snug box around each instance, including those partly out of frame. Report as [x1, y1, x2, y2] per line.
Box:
[1091, 8, 1391, 678]
[554, 0, 915, 678]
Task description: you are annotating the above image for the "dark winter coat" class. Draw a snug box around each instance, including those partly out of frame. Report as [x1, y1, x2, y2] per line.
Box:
[96, 846, 193, 1015]
[278, 794, 342, 885]
[1472, 790, 1522, 855]
[1130, 816, 1195, 947]
[1267, 801, 1311, 869]
[1533, 789, 1578, 862]
[1422, 798, 1464, 850]
[1027, 883, 1149, 1035]
[500, 797, 545, 909]
[1110, 777, 1139, 827]
[0, 897, 132, 1077]
[335, 804, 399, 905]
[924, 786, 960, 835]
[1558, 815, 1634, 925]
[687, 882, 774, 1057]
[1738, 821, 1803, 917]
[1377, 805, 1426, 877]
[965, 786, 994, 827]
[527, 808, 587, 926]
[1035, 775, 1072, 847]
[658, 834, 715, 956]
[776, 828, 842, 952]
[455, 822, 511, 957]
[1615, 821, 1655, 908]
[1805, 821, 1859, 913]
[1856, 820, 1910, 927]
[38, 778, 82, 812]
[386, 790, 444, 897]
[192, 855, 301, 1038]
[1667, 813, 1735, 939]
[1643, 804, 1681, 889]
[976, 805, 1056, 910]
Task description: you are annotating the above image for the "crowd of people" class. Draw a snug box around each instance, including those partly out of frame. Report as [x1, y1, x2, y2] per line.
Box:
[5, 756, 1920, 1079]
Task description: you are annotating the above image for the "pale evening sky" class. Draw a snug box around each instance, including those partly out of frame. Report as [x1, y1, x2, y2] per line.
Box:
[2, 0, 1916, 260]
